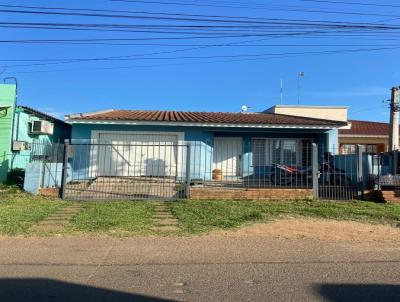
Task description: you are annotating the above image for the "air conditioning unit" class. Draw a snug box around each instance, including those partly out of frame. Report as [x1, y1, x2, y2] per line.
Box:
[12, 141, 28, 151]
[30, 120, 54, 135]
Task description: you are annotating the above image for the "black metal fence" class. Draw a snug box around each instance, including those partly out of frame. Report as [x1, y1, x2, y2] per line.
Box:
[14, 138, 394, 201]
[62, 141, 190, 200]
[188, 139, 314, 190]
[316, 145, 359, 200]
[52, 139, 373, 201]
[188, 141, 362, 200]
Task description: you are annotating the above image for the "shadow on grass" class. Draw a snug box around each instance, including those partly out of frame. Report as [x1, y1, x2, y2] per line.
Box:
[315, 283, 400, 302]
[0, 278, 177, 302]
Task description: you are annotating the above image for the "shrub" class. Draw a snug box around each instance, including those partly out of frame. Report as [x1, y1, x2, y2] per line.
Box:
[7, 168, 25, 187]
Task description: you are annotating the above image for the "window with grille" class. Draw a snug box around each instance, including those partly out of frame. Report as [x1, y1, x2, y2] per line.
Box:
[253, 139, 267, 166]
[252, 139, 301, 166]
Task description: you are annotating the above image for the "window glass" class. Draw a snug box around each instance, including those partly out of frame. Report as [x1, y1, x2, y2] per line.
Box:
[282, 140, 298, 165]
[271, 140, 282, 164]
[341, 144, 356, 154]
[366, 144, 378, 153]
[253, 139, 266, 166]
[252, 139, 299, 166]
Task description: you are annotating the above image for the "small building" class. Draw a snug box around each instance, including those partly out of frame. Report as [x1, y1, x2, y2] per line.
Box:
[62, 106, 349, 200]
[0, 84, 71, 183]
[339, 120, 392, 154]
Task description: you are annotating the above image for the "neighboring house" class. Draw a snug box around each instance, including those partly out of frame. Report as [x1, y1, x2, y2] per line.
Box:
[0, 84, 71, 182]
[339, 120, 393, 154]
[65, 106, 348, 182]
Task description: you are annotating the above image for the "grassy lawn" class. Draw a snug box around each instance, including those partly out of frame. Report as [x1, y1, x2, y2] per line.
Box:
[0, 186, 155, 236]
[1, 184, 400, 236]
[67, 201, 155, 235]
[170, 200, 400, 234]
[0, 187, 69, 235]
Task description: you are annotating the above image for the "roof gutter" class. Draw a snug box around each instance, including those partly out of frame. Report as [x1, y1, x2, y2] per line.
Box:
[65, 119, 347, 130]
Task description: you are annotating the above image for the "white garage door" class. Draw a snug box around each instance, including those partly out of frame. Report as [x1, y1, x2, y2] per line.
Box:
[95, 132, 180, 177]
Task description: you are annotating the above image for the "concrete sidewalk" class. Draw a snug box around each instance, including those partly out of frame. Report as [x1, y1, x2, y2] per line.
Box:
[0, 236, 399, 301]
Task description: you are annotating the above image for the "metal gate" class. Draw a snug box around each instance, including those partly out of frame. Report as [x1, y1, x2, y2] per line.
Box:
[62, 142, 190, 200]
[317, 145, 360, 200]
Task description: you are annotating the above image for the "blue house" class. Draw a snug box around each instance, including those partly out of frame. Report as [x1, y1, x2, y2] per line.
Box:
[65, 106, 348, 185]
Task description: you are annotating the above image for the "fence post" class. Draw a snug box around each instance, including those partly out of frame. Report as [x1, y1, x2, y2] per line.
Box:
[312, 143, 319, 199]
[60, 139, 69, 199]
[185, 143, 191, 199]
[356, 144, 365, 199]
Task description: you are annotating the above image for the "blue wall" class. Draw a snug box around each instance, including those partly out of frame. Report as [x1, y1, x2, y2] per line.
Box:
[9, 108, 71, 171]
[69, 123, 334, 181]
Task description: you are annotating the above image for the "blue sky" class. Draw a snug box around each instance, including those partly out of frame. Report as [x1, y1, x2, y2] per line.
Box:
[1, 0, 399, 122]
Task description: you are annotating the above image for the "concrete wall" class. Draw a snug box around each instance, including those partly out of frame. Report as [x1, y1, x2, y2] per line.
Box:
[266, 105, 348, 122]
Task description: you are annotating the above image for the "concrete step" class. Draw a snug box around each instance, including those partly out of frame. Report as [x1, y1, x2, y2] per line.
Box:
[154, 209, 170, 213]
[155, 221, 179, 227]
[153, 215, 174, 219]
[150, 226, 179, 232]
[31, 225, 66, 232]
[36, 220, 70, 226]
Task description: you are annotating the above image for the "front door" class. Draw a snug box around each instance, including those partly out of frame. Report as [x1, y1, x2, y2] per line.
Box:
[213, 137, 243, 179]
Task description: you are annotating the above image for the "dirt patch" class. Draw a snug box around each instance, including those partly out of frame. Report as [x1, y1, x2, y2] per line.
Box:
[213, 217, 400, 243]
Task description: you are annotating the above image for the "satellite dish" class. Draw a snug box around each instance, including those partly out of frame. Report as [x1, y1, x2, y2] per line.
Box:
[241, 105, 249, 112]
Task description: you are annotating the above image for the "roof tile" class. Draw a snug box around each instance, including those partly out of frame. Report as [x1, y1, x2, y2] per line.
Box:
[69, 110, 347, 127]
[340, 120, 391, 136]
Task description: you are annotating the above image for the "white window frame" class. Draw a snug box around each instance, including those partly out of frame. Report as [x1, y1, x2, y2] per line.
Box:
[252, 138, 303, 166]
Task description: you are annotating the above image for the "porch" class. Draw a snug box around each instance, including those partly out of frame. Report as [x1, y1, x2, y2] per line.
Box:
[23, 132, 362, 201]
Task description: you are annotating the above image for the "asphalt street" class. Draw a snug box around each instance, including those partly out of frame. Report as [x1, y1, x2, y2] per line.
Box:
[0, 236, 399, 302]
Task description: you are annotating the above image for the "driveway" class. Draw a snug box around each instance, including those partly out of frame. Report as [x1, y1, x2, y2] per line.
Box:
[0, 234, 399, 302]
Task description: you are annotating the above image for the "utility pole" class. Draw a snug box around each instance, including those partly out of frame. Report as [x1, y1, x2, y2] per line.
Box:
[280, 79, 284, 105]
[389, 86, 400, 152]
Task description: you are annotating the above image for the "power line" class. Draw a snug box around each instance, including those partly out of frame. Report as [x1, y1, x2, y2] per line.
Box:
[4, 46, 397, 75]
[2, 32, 343, 67]
[3, 8, 400, 28]
[4, 45, 399, 71]
[301, 0, 400, 9]
[5, 2, 400, 32]
[2, 18, 400, 37]
[3, 3, 398, 27]
[110, 0, 400, 18]
[1, 40, 398, 47]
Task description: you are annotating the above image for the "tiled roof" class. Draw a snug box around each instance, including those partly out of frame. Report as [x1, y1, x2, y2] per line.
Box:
[340, 120, 390, 136]
[67, 110, 346, 127]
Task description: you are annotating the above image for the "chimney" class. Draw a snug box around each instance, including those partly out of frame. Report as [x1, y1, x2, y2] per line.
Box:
[389, 86, 400, 152]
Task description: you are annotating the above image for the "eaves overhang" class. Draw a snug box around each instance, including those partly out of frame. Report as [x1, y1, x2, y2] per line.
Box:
[66, 119, 347, 130]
